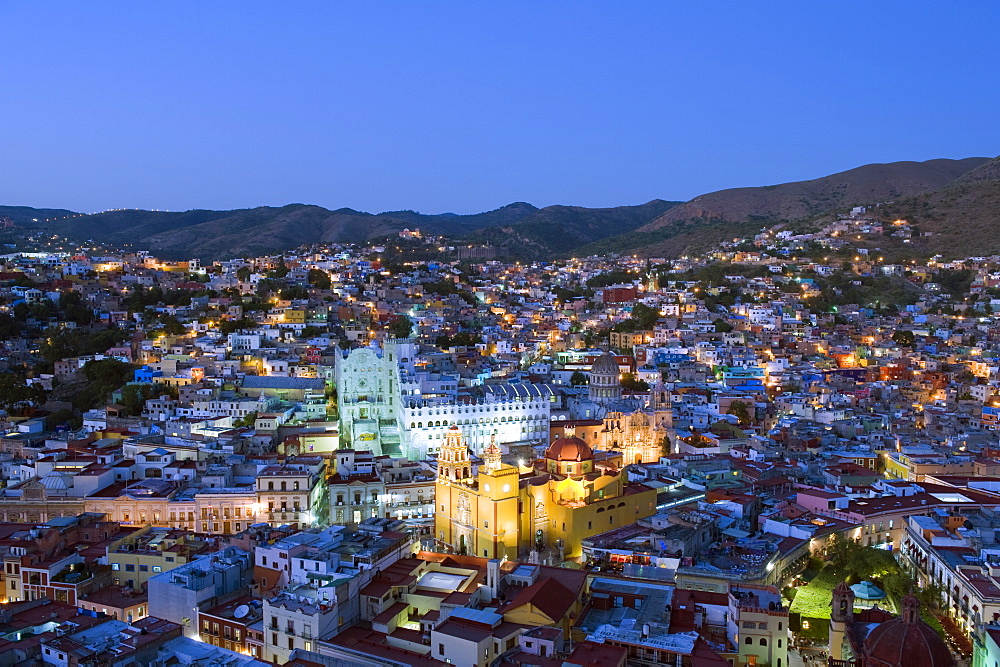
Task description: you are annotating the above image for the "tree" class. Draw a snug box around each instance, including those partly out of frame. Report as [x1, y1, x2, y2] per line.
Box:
[892, 329, 915, 347]
[119, 383, 166, 416]
[825, 534, 900, 582]
[44, 408, 81, 430]
[265, 260, 289, 279]
[436, 332, 482, 348]
[620, 372, 649, 392]
[915, 582, 945, 612]
[308, 268, 332, 290]
[727, 400, 753, 426]
[570, 370, 587, 386]
[40, 327, 129, 365]
[58, 291, 94, 326]
[234, 411, 258, 427]
[279, 285, 309, 301]
[0, 374, 45, 415]
[629, 303, 660, 330]
[299, 325, 326, 339]
[82, 359, 133, 387]
[0, 312, 22, 338]
[658, 434, 671, 458]
[236, 266, 251, 282]
[713, 318, 733, 333]
[73, 359, 136, 411]
[387, 316, 413, 339]
[956, 368, 976, 384]
[219, 318, 258, 334]
[158, 315, 188, 336]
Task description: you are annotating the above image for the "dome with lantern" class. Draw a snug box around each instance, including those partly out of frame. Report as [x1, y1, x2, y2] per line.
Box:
[544, 431, 595, 476]
[545, 434, 594, 462]
[863, 593, 953, 667]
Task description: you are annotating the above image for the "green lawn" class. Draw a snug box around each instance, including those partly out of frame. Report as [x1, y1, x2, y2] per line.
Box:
[789, 566, 840, 640]
[789, 581, 834, 619]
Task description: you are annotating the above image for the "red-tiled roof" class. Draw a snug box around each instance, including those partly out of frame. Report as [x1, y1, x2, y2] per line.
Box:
[501, 576, 576, 622]
[564, 640, 627, 666]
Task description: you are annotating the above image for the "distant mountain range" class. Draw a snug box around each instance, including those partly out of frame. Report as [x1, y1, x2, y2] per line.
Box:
[4, 155, 998, 260]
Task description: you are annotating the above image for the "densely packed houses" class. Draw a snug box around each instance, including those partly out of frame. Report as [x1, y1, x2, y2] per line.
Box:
[6, 219, 1000, 664]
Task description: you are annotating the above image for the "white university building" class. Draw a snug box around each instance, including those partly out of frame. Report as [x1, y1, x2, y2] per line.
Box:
[336, 339, 552, 460]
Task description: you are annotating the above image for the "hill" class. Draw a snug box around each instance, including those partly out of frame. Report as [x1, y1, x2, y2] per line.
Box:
[464, 200, 681, 259]
[587, 157, 990, 258]
[874, 161, 1000, 259]
[0, 205, 77, 224]
[952, 155, 1000, 185]
[24, 199, 677, 260]
[8, 155, 996, 261]
[35, 202, 542, 260]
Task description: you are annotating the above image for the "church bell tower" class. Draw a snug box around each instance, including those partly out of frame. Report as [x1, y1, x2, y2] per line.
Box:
[829, 581, 855, 661]
[438, 425, 472, 483]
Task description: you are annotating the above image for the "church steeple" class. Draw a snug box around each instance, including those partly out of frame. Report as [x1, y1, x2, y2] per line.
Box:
[483, 433, 502, 474]
[901, 592, 920, 624]
[829, 580, 855, 662]
[438, 425, 472, 482]
[649, 380, 671, 410]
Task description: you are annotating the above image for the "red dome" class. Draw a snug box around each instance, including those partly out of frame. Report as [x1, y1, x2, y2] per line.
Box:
[545, 436, 594, 462]
[864, 596, 954, 667]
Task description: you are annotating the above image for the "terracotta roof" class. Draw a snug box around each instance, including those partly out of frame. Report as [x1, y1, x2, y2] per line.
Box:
[372, 601, 409, 625]
[565, 640, 627, 666]
[501, 576, 576, 621]
[545, 435, 594, 462]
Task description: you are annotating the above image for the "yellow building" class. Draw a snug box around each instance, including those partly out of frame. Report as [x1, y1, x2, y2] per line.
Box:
[434, 426, 657, 561]
[107, 525, 208, 589]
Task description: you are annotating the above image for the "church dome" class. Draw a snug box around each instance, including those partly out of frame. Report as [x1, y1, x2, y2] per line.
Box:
[590, 351, 620, 376]
[864, 594, 954, 667]
[545, 435, 594, 462]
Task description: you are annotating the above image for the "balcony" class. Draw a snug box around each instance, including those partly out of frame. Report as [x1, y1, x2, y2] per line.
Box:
[52, 563, 100, 585]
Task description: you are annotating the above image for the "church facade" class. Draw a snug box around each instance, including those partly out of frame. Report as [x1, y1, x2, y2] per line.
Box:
[434, 426, 658, 561]
[335, 339, 412, 457]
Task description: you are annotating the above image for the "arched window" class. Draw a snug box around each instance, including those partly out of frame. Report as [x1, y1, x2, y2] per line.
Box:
[759, 638, 767, 646]
[745, 637, 753, 645]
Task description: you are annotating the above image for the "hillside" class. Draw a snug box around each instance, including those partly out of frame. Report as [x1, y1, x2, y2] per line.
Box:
[587, 157, 991, 258]
[26, 199, 671, 260]
[37, 203, 542, 260]
[952, 155, 1000, 185]
[640, 157, 988, 231]
[0, 205, 77, 223]
[464, 200, 681, 259]
[875, 166, 1000, 259]
[9, 155, 997, 261]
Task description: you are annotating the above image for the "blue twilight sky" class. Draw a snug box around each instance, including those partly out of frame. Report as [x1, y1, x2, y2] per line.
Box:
[0, 2, 998, 215]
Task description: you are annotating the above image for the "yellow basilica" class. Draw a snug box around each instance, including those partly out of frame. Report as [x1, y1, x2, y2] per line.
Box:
[434, 425, 657, 561]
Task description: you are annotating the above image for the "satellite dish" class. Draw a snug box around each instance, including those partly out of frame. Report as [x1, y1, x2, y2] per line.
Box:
[233, 605, 250, 619]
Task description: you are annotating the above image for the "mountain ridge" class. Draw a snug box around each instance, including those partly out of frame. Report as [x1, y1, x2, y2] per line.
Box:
[5, 155, 996, 260]
[588, 157, 994, 259]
